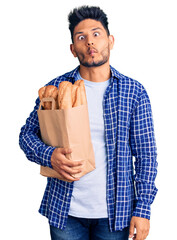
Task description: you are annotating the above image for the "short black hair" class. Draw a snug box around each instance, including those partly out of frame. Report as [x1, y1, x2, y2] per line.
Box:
[68, 6, 110, 42]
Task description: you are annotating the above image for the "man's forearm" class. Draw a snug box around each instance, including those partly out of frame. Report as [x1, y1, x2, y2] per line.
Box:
[19, 127, 55, 167]
[19, 98, 55, 167]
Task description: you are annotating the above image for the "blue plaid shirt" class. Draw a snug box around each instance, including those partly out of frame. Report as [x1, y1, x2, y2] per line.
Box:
[19, 66, 158, 232]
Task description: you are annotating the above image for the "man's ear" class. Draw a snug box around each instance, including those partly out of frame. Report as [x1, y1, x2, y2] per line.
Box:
[70, 44, 77, 57]
[108, 35, 115, 50]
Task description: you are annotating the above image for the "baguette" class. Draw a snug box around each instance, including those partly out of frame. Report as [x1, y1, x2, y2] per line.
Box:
[74, 80, 87, 105]
[58, 81, 72, 109]
[74, 80, 83, 86]
[73, 85, 82, 107]
[71, 85, 79, 107]
[38, 85, 58, 109]
[38, 86, 46, 100]
[38, 80, 87, 110]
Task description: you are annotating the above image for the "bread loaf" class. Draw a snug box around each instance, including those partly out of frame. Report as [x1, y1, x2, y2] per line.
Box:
[71, 85, 79, 107]
[38, 86, 46, 100]
[58, 81, 72, 109]
[38, 85, 58, 109]
[38, 80, 87, 110]
[72, 85, 82, 107]
[74, 80, 87, 105]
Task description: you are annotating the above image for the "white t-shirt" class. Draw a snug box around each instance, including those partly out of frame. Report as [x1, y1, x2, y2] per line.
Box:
[68, 72, 111, 218]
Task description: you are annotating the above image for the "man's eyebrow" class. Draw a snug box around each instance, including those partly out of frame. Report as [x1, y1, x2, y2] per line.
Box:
[74, 31, 84, 36]
[74, 27, 103, 36]
[91, 27, 103, 31]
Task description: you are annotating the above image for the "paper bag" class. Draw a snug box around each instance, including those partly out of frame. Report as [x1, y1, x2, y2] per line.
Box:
[37, 98, 95, 181]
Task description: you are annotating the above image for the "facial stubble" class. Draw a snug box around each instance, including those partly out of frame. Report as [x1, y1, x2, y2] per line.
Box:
[75, 45, 110, 68]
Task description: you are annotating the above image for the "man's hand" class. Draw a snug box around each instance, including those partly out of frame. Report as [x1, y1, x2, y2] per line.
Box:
[51, 147, 83, 182]
[129, 216, 150, 240]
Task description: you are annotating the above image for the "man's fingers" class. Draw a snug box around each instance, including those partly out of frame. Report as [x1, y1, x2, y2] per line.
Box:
[135, 222, 150, 239]
[61, 164, 82, 175]
[135, 228, 146, 240]
[60, 147, 72, 155]
[60, 169, 80, 182]
[135, 231, 142, 240]
[132, 233, 136, 240]
[65, 159, 84, 167]
[145, 228, 149, 238]
[129, 220, 135, 238]
[129, 216, 150, 240]
[60, 148, 84, 167]
[51, 147, 83, 181]
[52, 165, 80, 182]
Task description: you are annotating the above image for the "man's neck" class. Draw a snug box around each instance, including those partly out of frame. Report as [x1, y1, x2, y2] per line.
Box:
[79, 62, 111, 82]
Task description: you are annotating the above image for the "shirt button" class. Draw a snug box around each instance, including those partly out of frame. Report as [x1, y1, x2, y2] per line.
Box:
[67, 193, 70, 196]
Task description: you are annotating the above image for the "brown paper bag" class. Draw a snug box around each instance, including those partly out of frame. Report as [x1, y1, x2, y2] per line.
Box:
[37, 98, 95, 181]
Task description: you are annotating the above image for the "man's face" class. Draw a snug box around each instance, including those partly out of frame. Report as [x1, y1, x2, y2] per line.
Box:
[70, 19, 114, 68]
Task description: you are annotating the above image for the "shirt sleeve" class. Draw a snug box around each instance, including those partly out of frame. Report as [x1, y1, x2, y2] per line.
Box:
[19, 97, 56, 168]
[130, 87, 158, 220]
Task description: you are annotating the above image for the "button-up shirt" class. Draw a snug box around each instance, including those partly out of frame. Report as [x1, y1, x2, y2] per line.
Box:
[19, 65, 158, 232]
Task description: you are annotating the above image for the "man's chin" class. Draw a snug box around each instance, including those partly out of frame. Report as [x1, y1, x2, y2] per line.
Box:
[80, 60, 107, 68]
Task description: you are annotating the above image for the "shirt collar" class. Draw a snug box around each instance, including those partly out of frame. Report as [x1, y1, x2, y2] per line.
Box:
[68, 65, 121, 83]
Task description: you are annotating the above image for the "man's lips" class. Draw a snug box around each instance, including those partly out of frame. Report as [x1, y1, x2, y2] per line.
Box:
[89, 49, 96, 54]
[88, 48, 97, 55]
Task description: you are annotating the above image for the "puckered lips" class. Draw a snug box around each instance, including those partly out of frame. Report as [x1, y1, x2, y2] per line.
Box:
[87, 47, 98, 56]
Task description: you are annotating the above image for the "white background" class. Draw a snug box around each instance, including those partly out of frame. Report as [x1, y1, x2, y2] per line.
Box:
[1, 0, 177, 239]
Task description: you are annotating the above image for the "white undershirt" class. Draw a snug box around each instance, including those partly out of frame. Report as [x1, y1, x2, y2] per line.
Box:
[68, 72, 110, 218]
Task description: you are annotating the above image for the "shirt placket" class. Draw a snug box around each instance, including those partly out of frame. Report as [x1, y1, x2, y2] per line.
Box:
[103, 81, 116, 232]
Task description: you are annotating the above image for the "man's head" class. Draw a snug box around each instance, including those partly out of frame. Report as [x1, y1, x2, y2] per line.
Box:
[68, 6, 114, 68]
[68, 6, 110, 43]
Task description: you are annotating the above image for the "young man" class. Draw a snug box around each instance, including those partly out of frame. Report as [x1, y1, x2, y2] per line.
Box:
[19, 6, 158, 240]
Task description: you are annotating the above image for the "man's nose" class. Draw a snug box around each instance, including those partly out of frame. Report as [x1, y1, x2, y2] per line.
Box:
[87, 42, 94, 46]
[86, 36, 94, 46]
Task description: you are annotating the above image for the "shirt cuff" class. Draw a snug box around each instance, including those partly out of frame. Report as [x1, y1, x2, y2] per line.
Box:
[39, 145, 56, 168]
[132, 201, 151, 220]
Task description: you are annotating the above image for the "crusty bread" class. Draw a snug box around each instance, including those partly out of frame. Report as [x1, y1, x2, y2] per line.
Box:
[58, 81, 72, 109]
[38, 86, 46, 100]
[44, 85, 58, 99]
[74, 80, 83, 86]
[73, 85, 82, 107]
[74, 80, 87, 105]
[38, 85, 58, 109]
[71, 85, 79, 107]
[38, 80, 87, 110]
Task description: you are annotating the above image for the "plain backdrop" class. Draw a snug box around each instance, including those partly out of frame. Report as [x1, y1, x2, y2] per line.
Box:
[1, 0, 177, 239]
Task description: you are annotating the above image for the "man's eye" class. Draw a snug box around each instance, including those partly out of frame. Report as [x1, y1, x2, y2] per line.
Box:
[78, 35, 85, 40]
[94, 32, 100, 37]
